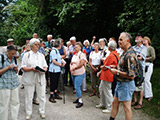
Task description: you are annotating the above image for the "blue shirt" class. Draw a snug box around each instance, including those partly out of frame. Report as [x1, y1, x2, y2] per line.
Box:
[38, 47, 45, 55]
[83, 45, 94, 56]
[132, 44, 147, 70]
[45, 41, 52, 49]
[0, 54, 20, 89]
[49, 48, 61, 73]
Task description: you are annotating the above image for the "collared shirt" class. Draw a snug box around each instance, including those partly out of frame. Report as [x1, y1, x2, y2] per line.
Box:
[68, 45, 75, 58]
[0, 54, 20, 89]
[117, 46, 137, 82]
[132, 44, 147, 70]
[21, 50, 48, 85]
[100, 51, 119, 82]
[49, 48, 61, 73]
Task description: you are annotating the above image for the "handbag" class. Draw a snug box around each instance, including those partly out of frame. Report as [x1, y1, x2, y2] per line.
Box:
[18, 69, 23, 75]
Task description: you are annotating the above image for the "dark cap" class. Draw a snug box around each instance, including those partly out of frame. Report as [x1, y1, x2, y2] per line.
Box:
[136, 33, 143, 37]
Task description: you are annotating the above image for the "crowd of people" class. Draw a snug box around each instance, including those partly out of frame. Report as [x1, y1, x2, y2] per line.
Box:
[0, 32, 156, 120]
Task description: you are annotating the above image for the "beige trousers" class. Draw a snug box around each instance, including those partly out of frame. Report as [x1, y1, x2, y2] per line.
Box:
[99, 80, 113, 110]
[24, 77, 46, 115]
[0, 87, 20, 120]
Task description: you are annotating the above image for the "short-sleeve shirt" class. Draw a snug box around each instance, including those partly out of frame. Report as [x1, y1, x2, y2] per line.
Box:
[117, 46, 137, 82]
[49, 48, 61, 73]
[45, 41, 52, 49]
[89, 51, 102, 65]
[83, 45, 94, 56]
[100, 51, 119, 82]
[68, 45, 75, 58]
[21, 51, 48, 85]
[71, 51, 87, 75]
[0, 54, 20, 89]
[132, 44, 147, 70]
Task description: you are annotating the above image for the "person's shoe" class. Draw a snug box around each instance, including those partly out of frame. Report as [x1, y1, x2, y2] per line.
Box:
[102, 109, 111, 113]
[20, 84, 24, 89]
[49, 98, 56, 103]
[76, 102, 83, 108]
[40, 113, 45, 119]
[33, 100, 39, 105]
[26, 114, 32, 120]
[96, 104, 106, 109]
[83, 90, 87, 93]
[73, 90, 76, 94]
[54, 95, 62, 100]
[73, 99, 79, 104]
[134, 103, 143, 110]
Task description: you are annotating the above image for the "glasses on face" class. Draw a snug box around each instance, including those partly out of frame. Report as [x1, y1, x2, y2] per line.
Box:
[34, 43, 39, 46]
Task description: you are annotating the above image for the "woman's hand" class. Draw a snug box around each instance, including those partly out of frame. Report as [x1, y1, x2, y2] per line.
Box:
[97, 71, 101, 77]
[32, 67, 38, 72]
[13, 66, 18, 73]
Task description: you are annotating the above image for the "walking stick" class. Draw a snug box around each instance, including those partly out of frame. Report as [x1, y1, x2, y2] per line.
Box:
[62, 67, 65, 104]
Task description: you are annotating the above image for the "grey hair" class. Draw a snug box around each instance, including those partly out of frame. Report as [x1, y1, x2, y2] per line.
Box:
[47, 34, 53, 38]
[120, 32, 132, 41]
[51, 39, 61, 48]
[83, 39, 90, 46]
[94, 42, 100, 48]
[29, 38, 40, 46]
[108, 40, 117, 51]
[66, 41, 71, 45]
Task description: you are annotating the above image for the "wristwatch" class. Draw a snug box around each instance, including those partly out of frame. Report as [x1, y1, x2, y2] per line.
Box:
[117, 70, 120, 76]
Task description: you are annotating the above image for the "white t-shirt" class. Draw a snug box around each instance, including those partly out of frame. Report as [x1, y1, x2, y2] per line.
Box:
[89, 51, 102, 65]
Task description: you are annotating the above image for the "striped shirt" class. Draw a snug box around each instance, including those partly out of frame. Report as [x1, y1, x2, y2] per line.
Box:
[0, 54, 20, 89]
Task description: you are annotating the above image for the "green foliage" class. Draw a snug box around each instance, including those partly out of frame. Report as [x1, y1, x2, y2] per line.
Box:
[117, 0, 160, 64]
[142, 67, 160, 118]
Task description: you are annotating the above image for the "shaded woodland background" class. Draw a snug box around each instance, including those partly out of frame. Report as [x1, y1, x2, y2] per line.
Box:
[0, 0, 160, 64]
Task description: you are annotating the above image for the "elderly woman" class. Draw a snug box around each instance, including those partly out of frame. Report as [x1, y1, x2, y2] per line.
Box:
[70, 42, 87, 108]
[49, 39, 65, 103]
[21, 38, 48, 119]
[143, 36, 156, 101]
[89, 42, 102, 97]
[96, 40, 119, 113]
[0, 45, 20, 120]
[83, 39, 94, 60]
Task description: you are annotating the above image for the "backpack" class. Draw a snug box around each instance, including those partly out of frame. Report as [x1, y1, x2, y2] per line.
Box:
[0, 54, 17, 77]
[124, 50, 144, 87]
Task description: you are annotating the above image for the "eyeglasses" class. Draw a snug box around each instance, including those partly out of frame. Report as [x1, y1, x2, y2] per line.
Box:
[34, 43, 39, 46]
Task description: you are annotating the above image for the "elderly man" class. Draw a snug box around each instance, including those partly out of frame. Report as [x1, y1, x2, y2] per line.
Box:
[45, 35, 52, 51]
[68, 36, 76, 86]
[96, 40, 119, 113]
[132, 34, 147, 109]
[1, 38, 19, 58]
[109, 32, 137, 120]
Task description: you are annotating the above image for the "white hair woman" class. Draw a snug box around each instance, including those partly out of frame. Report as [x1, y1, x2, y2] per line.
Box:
[96, 40, 119, 113]
[21, 38, 48, 119]
[83, 39, 94, 60]
[89, 42, 102, 97]
[70, 42, 87, 108]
